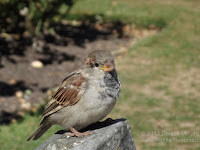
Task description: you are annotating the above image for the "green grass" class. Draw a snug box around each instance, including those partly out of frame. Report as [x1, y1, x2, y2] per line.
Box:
[68, 0, 175, 28]
[0, 113, 62, 150]
[1, 0, 200, 149]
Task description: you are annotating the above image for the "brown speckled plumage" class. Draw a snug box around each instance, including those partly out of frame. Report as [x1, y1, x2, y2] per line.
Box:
[27, 50, 120, 141]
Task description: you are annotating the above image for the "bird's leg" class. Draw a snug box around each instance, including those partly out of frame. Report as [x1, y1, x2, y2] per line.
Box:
[64, 132, 75, 137]
[69, 127, 93, 138]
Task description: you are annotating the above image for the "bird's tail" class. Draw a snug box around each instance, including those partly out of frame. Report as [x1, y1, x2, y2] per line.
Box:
[27, 123, 52, 141]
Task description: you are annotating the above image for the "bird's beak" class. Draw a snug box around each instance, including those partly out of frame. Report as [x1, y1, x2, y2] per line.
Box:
[100, 62, 114, 72]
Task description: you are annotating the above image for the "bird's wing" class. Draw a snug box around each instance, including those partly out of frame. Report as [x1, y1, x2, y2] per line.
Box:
[42, 71, 86, 118]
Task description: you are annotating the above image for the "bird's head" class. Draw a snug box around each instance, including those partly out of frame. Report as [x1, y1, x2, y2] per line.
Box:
[85, 50, 115, 72]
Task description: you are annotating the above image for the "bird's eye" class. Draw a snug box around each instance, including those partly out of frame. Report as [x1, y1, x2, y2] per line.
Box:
[94, 63, 99, 67]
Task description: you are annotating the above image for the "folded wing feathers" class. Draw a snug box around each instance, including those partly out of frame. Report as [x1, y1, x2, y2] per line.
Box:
[42, 73, 85, 118]
[59, 88, 71, 104]
[42, 102, 59, 118]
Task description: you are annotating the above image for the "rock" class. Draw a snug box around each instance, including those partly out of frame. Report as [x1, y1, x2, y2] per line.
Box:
[18, 98, 26, 103]
[20, 101, 31, 111]
[31, 60, 44, 68]
[35, 118, 136, 150]
[15, 91, 24, 98]
[19, 7, 29, 16]
[9, 79, 17, 85]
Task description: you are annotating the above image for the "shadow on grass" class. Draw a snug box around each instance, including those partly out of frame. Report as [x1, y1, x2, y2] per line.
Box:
[0, 16, 128, 64]
[0, 111, 23, 125]
[0, 81, 32, 97]
[46, 20, 127, 47]
[37, 46, 75, 65]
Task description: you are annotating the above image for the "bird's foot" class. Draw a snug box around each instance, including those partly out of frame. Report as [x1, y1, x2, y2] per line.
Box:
[69, 127, 93, 138]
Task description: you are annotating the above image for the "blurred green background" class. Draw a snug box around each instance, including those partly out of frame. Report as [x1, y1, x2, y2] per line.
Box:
[0, 0, 200, 149]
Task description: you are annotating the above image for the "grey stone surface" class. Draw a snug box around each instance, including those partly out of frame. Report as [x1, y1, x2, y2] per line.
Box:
[35, 118, 136, 150]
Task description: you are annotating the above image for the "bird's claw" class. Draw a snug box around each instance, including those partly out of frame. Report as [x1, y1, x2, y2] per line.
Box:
[67, 127, 93, 138]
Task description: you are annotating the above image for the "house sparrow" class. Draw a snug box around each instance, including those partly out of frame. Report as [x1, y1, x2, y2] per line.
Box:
[27, 50, 121, 141]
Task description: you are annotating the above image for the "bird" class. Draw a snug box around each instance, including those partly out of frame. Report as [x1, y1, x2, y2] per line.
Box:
[27, 50, 121, 141]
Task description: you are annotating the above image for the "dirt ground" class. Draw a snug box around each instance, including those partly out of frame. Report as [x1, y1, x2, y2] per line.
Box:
[0, 21, 136, 124]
